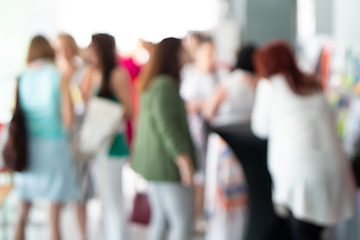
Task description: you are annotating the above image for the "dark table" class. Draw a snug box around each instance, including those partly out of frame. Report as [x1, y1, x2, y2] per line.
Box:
[212, 123, 291, 240]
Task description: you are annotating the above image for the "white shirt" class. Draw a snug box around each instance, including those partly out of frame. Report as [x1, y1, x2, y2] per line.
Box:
[180, 64, 217, 101]
[212, 70, 255, 126]
[251, 74, 356, 225]
[180, 64, 217, 178]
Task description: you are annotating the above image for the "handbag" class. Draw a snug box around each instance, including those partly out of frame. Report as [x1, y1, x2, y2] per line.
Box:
[130, 177, 151, 225]
[77, 97, 124, 156]
[130, 192, 151, 225]
[2, 82, 28, 172]
[70, 119, 93, 162]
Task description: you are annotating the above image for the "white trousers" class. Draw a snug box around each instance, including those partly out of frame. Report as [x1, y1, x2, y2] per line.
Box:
[148, 182, 194, 240]
[93, 154, 128, 240]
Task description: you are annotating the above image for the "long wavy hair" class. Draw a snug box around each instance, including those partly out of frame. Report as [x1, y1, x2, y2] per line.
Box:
[138, 38, 182, 92]
[91, 33, 117, 98]
[253, 40, 321, 95]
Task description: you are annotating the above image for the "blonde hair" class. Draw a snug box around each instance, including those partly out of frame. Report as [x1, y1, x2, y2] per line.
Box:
[58, 33, 80, 57]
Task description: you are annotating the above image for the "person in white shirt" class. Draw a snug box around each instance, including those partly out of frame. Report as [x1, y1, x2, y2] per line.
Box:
[181, 37, 218, 107]
[202, 44, 257, 240]
[180, 36, 218, 228]
[251, 40, 356, 240]
[203, 44, 257, 126]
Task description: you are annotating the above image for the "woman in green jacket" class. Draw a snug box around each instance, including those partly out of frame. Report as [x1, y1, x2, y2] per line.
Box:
[133, 38, 196, 240]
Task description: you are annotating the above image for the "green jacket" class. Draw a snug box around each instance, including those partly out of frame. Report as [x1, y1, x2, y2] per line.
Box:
[132, 74, 196, 182]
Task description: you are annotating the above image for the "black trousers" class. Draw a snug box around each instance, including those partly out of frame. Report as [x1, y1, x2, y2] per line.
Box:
[288, 215, 324, 240]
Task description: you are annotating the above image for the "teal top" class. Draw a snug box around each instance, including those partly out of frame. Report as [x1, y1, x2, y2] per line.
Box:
[19, 61, 66, 139]
[132, 74, 196, 182]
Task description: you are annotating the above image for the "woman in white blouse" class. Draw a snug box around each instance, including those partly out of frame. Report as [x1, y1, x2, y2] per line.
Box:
[202, 45, 257, 240]
[202, 45, 257, 126]
[251, 40, 356, 240]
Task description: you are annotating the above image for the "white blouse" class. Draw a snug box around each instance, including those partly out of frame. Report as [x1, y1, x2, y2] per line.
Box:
[212, 70, 255, 126]
[180, 64, 217, 101]
[251, 74, 356, 226]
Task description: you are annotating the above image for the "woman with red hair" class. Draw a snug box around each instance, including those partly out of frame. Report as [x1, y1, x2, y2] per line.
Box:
[251, 40, 356, 240]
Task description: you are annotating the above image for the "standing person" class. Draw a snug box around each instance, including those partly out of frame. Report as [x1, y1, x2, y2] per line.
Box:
[117, 39, 155, 146]
[251, 40, 356, 240]
[80, 33, 132, 240]
[133, 37, 196, 240]
[202, 45, 257, 240]
[203, 44, 257, 125]
[181, 36, 218, 112]
[54, 34, 81, 82]
[182, 32, 203, 63]
[13, 35, 78, 240]
[180, 36, 217, 228]
[54, 33, 92, 240]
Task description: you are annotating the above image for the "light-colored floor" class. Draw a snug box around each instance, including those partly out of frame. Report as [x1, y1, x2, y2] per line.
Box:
[0, 194, 204, 240]
[0, 164, 205, 240]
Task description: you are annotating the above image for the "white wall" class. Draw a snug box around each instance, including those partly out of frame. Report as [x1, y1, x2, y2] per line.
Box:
[315, 0, 333, 35]
[314, 0, 360, 44]
[333, 0, 360, 45]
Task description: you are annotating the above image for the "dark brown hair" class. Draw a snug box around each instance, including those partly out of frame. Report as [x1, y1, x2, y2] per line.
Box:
[235, 44, 257, 73]
[253, 40, 321, 95]
[91, 33, 117, 99]
[139, 38, 182, 92]
[26, 35, 55, 64]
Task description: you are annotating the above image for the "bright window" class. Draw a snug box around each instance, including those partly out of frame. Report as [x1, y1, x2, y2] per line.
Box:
[0, 0, 218, 122]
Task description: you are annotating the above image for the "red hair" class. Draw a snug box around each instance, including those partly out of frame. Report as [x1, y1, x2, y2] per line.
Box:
[253, 40, 321, 95]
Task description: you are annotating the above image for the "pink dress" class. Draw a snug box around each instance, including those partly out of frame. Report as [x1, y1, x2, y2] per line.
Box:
[117, 56, 142, 146]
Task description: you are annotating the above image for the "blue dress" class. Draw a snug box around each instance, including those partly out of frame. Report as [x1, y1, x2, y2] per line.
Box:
[14, 60, 78, 202]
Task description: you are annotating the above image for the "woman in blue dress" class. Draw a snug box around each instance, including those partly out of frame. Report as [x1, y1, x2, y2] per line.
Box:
[13, 35, 78, 240]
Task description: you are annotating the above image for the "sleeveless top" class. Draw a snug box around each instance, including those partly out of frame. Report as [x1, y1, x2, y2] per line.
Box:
[19, 61, 66, 139]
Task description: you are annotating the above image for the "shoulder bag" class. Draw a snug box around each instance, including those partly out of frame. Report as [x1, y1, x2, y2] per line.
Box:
[2, 81, 28, 172]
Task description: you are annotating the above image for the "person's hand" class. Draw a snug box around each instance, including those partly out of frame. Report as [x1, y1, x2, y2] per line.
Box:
[175, 154, 195, 186]
[0, 166, 10, 173]
[186, 101, 203, 113]
[202, 86, 226, 120]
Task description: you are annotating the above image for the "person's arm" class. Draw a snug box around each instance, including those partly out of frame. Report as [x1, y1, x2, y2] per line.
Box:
[175, 153, 195, 186]
[185, 100, 204, 114]
[152, 78, 195, 185]
[60, 70, 74, 129]
[111, 68, 133, 120]
[80, 67, 95, 102]
[202, 85, 227, 121]
[251, 79, 272, 139]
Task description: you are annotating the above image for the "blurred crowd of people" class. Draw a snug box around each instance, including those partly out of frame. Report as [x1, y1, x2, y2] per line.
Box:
[2, 30, 358, 240]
